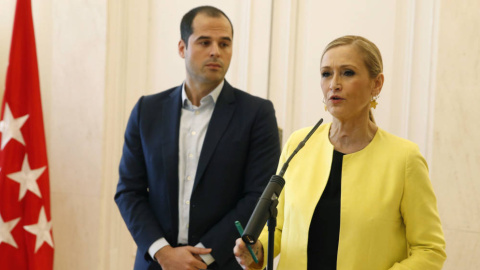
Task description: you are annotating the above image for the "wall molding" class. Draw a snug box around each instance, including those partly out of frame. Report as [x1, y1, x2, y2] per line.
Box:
[267, 0, 299, 142]
[243, 0, 274, 98]
[425, 0, 441, 165]
[99, 0, 151, 269]
[401, 0, 439, 162]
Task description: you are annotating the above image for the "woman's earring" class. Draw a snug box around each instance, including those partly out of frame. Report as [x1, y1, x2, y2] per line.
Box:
[370, 95, 379, 109]
[323, 97, 327, 111]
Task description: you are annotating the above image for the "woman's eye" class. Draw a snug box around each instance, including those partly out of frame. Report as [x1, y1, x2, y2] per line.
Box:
[321, 72, 331, 78]
[344, 70, 355, 76]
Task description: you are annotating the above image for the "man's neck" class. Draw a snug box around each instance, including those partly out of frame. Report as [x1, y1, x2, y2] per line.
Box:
[184, 79, 222, 106]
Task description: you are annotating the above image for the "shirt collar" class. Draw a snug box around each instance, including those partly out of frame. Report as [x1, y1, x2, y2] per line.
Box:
[181, 80, 224, 107]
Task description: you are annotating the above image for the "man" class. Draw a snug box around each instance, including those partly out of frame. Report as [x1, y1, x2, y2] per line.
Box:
[115, 6, 280, 270]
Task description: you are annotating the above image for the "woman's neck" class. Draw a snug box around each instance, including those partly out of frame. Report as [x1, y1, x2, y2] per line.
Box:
[329, 116, 378, 154]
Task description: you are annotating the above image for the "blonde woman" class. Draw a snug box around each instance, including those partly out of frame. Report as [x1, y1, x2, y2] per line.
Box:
[234, 35, 446, 270]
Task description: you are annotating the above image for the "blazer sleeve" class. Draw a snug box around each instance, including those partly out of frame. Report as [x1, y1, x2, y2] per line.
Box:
[199, 99, 281, 266]
[390, 146, 446, 269]
[114, 97, 166, 262]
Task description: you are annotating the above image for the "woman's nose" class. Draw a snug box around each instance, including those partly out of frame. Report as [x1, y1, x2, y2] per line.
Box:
[330, 75, 341, 90]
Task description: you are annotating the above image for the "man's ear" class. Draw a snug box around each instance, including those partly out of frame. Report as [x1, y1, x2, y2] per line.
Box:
[178, 39, 186, 59]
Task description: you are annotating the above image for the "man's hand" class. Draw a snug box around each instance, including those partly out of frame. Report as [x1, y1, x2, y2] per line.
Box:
[155, 245, 212, 270]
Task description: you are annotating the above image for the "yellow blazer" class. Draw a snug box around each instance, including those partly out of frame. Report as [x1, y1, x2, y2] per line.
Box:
[258, 123, 446, 270]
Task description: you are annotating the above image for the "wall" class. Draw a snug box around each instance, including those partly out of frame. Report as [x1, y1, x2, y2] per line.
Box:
[431, 0, 480, 268]
[0, 0, 479, 269]
[48, 1, 106, 268]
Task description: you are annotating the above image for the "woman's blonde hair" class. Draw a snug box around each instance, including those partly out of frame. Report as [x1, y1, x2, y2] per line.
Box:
[321, 35, 383, 123]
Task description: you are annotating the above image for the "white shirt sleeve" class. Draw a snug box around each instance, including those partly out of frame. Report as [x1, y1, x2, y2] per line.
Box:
[196, 242, 215, 265]
[148, 238, 170, 261]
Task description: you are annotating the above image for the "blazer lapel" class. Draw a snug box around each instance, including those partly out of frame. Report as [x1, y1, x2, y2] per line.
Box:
[193, 82, 235, 191]
[161, 86, 182, 232]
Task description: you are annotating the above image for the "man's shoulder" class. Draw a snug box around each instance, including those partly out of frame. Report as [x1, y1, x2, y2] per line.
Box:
[129, 85, 181, 116]
[227, 85, 272, 108]
[142, 85, 181, 103]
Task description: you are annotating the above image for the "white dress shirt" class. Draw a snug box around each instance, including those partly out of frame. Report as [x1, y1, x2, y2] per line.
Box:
[148, 81, 224, 266]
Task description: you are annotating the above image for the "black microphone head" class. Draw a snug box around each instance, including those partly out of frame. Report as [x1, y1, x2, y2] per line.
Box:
[242, 175, 285, 244]
[269, 175, 285, 188]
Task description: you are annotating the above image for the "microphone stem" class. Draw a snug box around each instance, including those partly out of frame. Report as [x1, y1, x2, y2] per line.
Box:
[279, 118, 323, 177]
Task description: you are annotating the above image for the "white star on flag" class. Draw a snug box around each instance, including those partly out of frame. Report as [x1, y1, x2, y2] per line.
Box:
[23, 207, 53, 253]
[7, 154, 46, 201]
[0, 103, 29, 150]
[0, 213, 21, 248]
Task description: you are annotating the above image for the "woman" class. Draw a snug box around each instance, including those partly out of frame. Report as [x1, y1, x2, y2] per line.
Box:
[233, 35, 446, 270]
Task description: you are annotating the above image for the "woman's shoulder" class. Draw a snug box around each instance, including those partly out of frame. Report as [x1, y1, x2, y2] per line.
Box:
[376, 128, 421, 153]
[287, 123, 330, 144]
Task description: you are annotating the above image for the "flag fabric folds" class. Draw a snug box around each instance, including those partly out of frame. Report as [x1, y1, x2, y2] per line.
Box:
[0, 0, 54, 269]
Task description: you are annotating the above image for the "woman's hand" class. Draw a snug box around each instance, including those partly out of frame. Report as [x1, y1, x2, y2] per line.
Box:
[233, 238, 264, 269]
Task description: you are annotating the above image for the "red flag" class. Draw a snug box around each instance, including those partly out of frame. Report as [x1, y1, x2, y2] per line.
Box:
[0, 0, 54, 269]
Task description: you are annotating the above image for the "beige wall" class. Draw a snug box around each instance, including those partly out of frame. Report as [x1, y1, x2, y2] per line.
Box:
[0, 0, 478, 269]
[431, 0, 480, 268]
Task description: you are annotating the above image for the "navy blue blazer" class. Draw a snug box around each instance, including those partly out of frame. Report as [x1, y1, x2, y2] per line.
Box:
[115, 81, 281, 269]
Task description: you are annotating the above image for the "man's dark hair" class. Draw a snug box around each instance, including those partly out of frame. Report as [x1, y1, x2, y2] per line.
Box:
[180, 6, 234, 47]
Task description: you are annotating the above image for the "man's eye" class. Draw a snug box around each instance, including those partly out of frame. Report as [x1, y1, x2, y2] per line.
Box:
[344, 70, 355, 76]
[200, 41, 210, 46]
[220, 43, 230, 48]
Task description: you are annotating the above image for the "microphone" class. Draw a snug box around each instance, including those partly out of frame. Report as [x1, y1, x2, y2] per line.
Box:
[242, 118, 323, 244]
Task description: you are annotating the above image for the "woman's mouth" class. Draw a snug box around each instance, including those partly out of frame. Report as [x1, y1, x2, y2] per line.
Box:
[329, 95, 344, 104]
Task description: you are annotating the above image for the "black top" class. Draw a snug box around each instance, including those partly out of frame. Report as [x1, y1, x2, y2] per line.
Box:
[307, 150, 344, 270]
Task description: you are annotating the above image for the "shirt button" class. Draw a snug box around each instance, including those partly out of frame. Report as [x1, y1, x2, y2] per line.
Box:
[188, 153, 194, 158]
[191, 131, 196, 135]
[185, 200, 190, 205]
[195, 111, 199, 115]
[187, 176, 192, 181]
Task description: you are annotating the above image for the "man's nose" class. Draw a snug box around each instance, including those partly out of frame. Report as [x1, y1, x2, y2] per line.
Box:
[210, 43, 220, 57]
